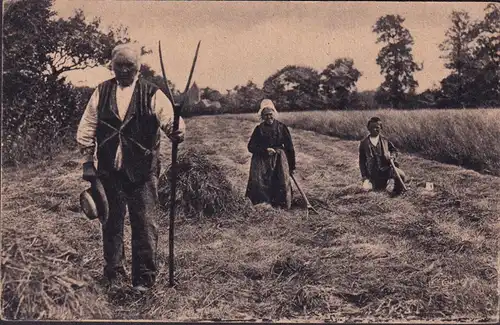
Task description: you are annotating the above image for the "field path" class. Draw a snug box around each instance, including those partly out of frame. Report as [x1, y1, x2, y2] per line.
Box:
[1, 116, 499, 322]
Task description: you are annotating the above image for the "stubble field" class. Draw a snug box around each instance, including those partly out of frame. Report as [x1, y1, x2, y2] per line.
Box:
[1, 113, 499, 322]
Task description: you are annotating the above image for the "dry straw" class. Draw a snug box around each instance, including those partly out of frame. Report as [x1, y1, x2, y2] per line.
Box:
[1, 227, 112, 320]
[158, 149, 253, 220]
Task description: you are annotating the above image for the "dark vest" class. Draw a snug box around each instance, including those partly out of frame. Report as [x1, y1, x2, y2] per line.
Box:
[369, 139, 386, 172]
[360, 136, 391, 177]
[95, 77, 160, 183]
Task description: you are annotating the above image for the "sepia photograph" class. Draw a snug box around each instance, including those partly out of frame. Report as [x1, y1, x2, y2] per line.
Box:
[1, 0, 499, 323]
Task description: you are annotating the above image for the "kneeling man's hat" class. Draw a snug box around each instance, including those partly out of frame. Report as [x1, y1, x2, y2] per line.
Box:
[80, 179, 109, 225]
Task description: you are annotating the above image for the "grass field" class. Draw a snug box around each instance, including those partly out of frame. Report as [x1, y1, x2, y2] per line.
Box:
[1, 115, 499, 322]
[231, 108, 500, 176]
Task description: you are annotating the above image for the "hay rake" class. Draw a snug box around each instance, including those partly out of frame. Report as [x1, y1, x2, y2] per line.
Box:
[390, 158, 408, 192]
[291, 174, 320, 218]
[158, 40, 201, 287]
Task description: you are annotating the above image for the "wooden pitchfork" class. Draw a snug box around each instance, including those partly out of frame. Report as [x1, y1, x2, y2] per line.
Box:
[158, 40, 201, 287]
[291, 174, 320, 218]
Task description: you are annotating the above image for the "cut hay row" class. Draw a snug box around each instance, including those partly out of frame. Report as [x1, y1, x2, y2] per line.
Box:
[226, 108, 500, 176]
[1, 156, 113, 320]
[1, 227, 111, 320]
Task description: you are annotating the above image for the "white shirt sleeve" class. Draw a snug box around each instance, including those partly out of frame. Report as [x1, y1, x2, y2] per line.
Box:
[152, 89, 186, 135]
[76, 87, 99, 161]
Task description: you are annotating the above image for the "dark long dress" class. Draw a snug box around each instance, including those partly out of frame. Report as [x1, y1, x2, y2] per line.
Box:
[245, 120, 296, 209]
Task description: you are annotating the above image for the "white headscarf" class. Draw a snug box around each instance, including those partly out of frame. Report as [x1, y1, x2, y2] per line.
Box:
[257, 99, 279, 120]
[111, 43, 141, 68]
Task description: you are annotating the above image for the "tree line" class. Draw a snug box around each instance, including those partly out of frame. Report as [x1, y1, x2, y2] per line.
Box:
[2, 0, 499, 164]
[188, 3, 498, 115]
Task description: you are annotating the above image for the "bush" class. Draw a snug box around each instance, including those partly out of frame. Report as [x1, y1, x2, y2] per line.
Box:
[2, 81, 93, 166]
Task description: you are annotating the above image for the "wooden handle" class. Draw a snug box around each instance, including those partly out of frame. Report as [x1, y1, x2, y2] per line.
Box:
[390, 159, 407, 191]
[291, 175, 308, 204]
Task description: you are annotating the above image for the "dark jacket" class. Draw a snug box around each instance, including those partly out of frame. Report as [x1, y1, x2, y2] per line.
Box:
[358, 135, 398, 179]
[248, 120, 296, 171]
[96, 77, 161, 183]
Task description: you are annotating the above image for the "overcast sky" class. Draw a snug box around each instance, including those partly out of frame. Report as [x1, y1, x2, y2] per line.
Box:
[52, 1, 490, 93]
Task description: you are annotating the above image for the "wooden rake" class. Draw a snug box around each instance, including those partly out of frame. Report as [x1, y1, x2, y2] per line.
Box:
[390, 158, 408, 192]
[291, 174, 320, 218]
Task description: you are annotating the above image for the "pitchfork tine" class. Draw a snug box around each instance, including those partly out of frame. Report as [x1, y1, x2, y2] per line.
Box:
[183, 41, 201, 95]
[158, 41, 176, 106]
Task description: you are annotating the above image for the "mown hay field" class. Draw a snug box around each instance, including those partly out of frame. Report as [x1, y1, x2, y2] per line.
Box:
[1, 115, 499, 322]
[230, 108, 500, 176]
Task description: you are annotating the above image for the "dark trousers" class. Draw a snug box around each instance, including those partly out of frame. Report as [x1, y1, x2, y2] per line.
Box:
[370, 167, 407, 193]
[100, 171, 160, 287]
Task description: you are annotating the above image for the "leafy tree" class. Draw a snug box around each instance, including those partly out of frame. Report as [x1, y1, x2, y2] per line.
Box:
[320, 58, 362, 110]
[2, 0, 137, 164]
[351, 90, 377, 110]
[228, 81, 264, 113]
[472, 3, 500, 106]
[438, 4, 499, 107]
[439, 11, 477, 79]
[4, 0, 131, 87]
[200, 87, 223, 102]
[373, 14, 422, 108]
[47, 11, 132, 80]
[438, 11, 479, 107]
[263, 65, 321, 111]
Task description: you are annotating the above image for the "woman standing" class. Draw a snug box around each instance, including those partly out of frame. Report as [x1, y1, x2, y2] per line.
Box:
[245, 99, 296, 209]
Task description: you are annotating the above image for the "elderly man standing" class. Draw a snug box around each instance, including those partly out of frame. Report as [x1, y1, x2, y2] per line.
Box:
[77, 43, 185, 293]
